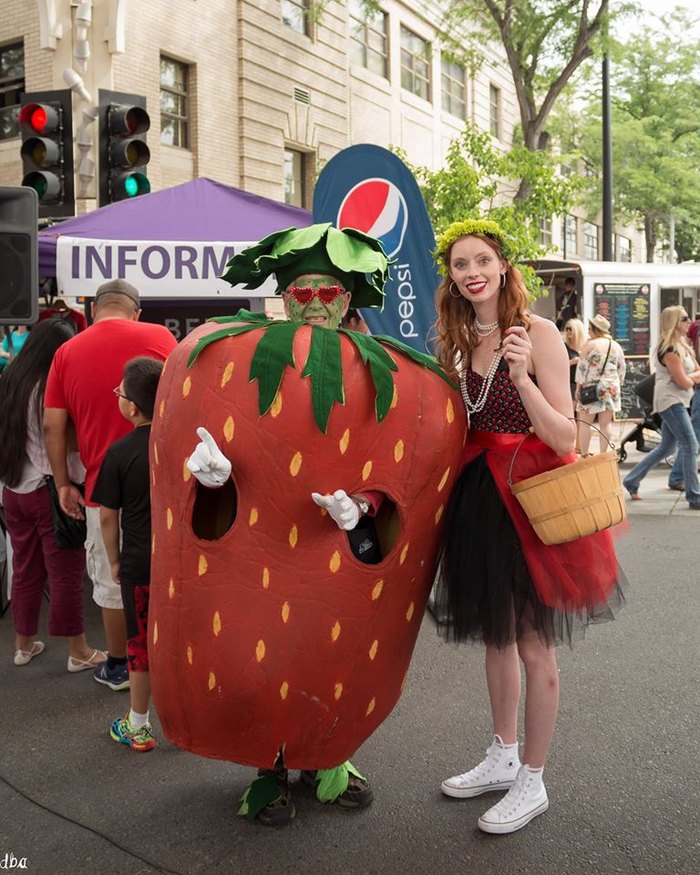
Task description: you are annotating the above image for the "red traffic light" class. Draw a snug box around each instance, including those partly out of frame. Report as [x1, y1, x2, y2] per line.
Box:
[19, 102, 59, 136]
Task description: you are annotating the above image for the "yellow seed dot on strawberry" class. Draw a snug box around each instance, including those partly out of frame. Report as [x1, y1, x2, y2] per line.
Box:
[213, 611, 222, 636]
[256, 639, 266, 662]
[186, 645, 193, 665]
[262, 567, 270, 589]
[329, 551, 341, 573]
[289, 452, 303, 477]
[435, 505, 444, 525]
[394, 439, 404, 463]
[366, 698, 376, 716]
[369, 640, 378, 660]
[406, 602, 415, 621]
[362, 460, 373, 481]
[249, 507, 259, 526]
[438, 467, 451, 492]
[446, 397, 455, 424]
[334, 683, 343, 700]
[166, 508, 173, 530]
[281, 602, 290, 623]
[153, 443, 159, 465]
[280, 681, 289, 700]
[183, 458, 192, 482]
[270, 390, 283, 418]
[223, 416, 234, 442]
[289, 525, 298, 548]
[198, 555, 208, 576]
[391, 385, 398, 408]
[221, 361, 234, 387]
[182, 376, 191, 397]
[208, 671, 216, 691]
[331, 621, 341, 641]
[152, 621, 158, 645]
[159, 398, 165, 418]
[168, 578, 174, 599]
[339, 428, 350, 454]
[400, 543, 409, 565]
[371, 579, 384, 601]
[151, 533, 156, 556]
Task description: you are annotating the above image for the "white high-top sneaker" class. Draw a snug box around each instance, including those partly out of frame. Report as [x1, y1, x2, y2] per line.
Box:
[477, 764, 549, 834]
[441, 735, 521, 799]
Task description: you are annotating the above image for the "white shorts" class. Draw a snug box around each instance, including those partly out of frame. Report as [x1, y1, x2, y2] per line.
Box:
[85, 506, 123, 610]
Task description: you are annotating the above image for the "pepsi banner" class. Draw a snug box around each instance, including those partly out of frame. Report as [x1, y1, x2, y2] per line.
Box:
[313, 144, 440, 353]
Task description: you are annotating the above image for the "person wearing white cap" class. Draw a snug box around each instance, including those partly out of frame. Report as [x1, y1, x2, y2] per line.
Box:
[575, 314, 626, 457]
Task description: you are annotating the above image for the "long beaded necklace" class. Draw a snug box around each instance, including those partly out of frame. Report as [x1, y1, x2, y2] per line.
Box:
[460, 345, 503, 415]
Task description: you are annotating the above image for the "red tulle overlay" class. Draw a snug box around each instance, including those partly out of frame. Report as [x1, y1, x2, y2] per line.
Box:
[464, 431, 621, 611]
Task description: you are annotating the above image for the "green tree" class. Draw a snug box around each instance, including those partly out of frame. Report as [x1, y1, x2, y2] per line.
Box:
[552, 12, 700, 261]
[395, 123, 582, 292]
[441, 1, 613, 173]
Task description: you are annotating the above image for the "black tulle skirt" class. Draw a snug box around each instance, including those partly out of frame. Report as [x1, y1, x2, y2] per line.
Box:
[433, 453, 625, 648]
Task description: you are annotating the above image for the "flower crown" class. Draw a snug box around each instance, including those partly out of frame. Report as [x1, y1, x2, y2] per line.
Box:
[434, 219, 513, 276]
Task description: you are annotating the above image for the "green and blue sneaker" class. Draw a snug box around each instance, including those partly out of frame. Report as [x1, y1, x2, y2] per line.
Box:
[110, 714, 156, 752]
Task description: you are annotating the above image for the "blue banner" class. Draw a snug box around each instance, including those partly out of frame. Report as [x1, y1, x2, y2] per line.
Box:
[313, 144, 440, 354]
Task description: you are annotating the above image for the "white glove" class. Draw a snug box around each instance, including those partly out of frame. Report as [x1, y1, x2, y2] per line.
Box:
[186, 427, 232, 488]
[311, 489, 361, 531]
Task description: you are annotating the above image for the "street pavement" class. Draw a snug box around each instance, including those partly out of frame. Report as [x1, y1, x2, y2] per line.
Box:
[1, 432, 699, 875]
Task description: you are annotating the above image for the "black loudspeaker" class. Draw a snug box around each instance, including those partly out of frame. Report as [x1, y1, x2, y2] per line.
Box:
[0, 186, 38, 325]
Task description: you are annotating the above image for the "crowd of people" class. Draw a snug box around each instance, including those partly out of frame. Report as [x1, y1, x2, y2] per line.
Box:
[0, 221, 696, 839]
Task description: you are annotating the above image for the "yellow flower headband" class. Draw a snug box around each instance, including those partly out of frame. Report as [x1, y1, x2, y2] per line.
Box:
[434, 219, 513, 276]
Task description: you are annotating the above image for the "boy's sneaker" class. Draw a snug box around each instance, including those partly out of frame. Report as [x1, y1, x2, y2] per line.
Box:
[93, 661, 130, 691]
[110, 714, 156, 752]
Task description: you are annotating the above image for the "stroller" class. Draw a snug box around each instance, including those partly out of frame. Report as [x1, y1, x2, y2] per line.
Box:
[617, 373, 675, 465]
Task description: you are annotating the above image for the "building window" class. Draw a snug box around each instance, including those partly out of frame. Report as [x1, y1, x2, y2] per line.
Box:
[539, 217, 552, 248]
[489, 84, 501, 138]
[563, 214, 577, 255]
[160, 56, 189, 148]
[349, 0, 388, 78]
[283, 0, 310, 36]
[0, 41, 24, 140]
[284, 148, 307, 208]
[617, 235, 631, 263]
[583, 222, 599, 260]
[441, 57, 466, 119]
[400, 26, 431, 101]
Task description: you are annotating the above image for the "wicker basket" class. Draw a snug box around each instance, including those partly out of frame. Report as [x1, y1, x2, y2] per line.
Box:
[509, 450, 626, 545]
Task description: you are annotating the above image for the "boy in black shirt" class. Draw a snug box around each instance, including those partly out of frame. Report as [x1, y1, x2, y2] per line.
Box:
[92, 356, 164, 751]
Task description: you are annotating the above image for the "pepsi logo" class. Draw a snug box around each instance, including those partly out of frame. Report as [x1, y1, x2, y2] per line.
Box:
[337, 178, 408, 258]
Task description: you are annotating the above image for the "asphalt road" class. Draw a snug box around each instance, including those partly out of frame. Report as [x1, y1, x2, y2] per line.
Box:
[1, 451, 699, 875]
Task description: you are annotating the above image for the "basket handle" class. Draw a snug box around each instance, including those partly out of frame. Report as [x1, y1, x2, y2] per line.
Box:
[506, 418, 617, 488]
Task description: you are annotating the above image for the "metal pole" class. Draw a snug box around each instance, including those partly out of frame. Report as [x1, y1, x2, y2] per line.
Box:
[602, 52, 614, 260]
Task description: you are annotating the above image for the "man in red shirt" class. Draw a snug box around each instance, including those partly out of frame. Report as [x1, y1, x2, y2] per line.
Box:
[44, 279, 176, 691]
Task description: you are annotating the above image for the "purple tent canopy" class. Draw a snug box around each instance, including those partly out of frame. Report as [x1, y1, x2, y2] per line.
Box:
[38, 177, 311, 277]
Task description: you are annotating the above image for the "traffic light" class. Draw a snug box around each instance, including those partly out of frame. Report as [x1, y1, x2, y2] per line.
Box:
[98, 90, 151, 205]
[19, 90, 75, 219]
[0, 186, 38, 325]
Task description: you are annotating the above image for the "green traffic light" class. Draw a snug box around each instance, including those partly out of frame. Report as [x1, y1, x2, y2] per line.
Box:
[124, 176, 139, 197]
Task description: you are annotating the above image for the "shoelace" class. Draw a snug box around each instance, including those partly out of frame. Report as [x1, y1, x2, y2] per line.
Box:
[490, 771, 533, 817]
[455, 746, 506, 783]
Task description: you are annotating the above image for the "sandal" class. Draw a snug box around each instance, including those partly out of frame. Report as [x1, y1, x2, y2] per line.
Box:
[67, 649, 108, 673]
[14, 640, 45, 666]
[301, 763, 374, 809]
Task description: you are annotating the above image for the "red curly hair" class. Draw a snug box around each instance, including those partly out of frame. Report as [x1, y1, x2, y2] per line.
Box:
[433, 233, 530, 380]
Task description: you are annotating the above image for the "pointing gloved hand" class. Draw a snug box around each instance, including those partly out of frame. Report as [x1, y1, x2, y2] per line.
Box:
[311, 489, 361, 531]
[186, 427, 232, 488]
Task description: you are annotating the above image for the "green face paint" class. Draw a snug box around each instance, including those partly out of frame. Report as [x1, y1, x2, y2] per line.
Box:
[282, 274, 350, 330]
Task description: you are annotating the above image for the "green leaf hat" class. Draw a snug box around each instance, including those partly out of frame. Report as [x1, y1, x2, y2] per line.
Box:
[220, 223, 393, 309]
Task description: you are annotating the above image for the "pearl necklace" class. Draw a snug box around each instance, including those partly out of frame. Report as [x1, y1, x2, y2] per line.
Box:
[460, 350, 503, 415]
[474, 317, 499, 337]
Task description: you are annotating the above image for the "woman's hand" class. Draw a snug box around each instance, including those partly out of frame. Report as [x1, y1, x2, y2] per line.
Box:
[502, 325, 533, 386]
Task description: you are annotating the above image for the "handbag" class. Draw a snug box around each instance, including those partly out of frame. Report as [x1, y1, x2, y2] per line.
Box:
[45, 476, 87, 549]
[579, 340, 612, 405]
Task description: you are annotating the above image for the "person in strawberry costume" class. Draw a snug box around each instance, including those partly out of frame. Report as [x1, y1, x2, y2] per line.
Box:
[149, 224, 465, 826]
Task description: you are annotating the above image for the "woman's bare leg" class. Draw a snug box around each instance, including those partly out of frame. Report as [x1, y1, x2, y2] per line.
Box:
[485, 643, 521, 744]
[517, 630, 559, 768]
